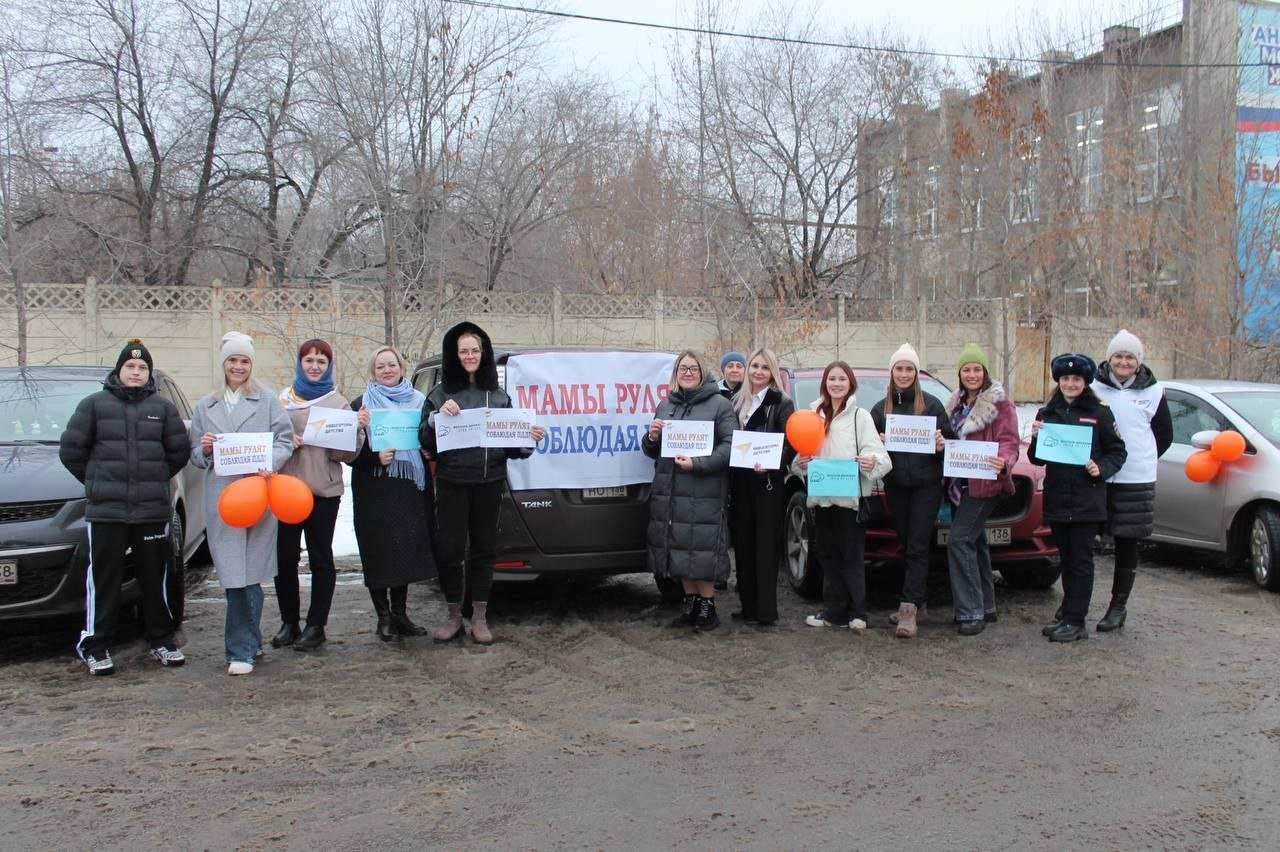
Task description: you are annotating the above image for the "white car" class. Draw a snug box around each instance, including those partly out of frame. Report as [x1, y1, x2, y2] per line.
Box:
[1150, 379, 1280, 590]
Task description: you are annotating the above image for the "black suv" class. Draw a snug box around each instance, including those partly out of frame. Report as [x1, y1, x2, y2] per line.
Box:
[0, 366, 207, 631]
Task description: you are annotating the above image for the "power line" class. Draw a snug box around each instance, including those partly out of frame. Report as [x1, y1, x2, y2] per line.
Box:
[444, 0, 1272, 70]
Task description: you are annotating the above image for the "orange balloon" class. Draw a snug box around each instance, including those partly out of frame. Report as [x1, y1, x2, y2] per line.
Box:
[268, 473, 315, 524]
[1210, 430, 1246, 463]
[1184, 450, 1220, 483]
[218, 475, 269, 528]
[786, 410, 826, 456]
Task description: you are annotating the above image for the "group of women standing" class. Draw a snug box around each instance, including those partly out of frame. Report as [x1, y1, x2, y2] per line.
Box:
[186, 324, 1168, 671]
[190, 322, 537, 675]
[648, 330, 1170, 643]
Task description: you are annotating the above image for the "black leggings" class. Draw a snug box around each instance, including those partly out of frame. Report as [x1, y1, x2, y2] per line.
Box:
[275, 495, 341, 628]
[435, 478, 503, 604]
[1110, 536, 1138, 601]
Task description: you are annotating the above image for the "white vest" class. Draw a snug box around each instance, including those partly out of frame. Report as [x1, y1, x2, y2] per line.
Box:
[1091, 379, 1163, 484]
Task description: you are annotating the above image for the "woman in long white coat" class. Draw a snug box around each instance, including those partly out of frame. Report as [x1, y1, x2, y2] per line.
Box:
[188, 332, 293, 675]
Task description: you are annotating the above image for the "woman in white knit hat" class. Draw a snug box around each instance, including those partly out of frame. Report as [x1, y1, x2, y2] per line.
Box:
[188, 332, 293, 674]
[1088, 329, 1172, 631]
[869, 343, 951, 638]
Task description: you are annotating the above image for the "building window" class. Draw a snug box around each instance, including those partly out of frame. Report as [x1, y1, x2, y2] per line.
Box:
[878, 166, 898, 230]
[1136, 84, 1181, 202]
[1009, 129, 1041, 223]
[960, 164, 984, 232]
[1068, 106, 1104, 211]
[917, 165, 938, 239]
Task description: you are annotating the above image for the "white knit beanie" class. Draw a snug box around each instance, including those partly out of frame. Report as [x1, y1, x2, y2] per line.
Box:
[1105, 329, 1144, 364]
[220, 331, 255, 362]
[888, 342, 921, 372]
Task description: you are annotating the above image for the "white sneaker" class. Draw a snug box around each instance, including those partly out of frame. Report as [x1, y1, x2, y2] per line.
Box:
[805, 614, 832, 628]
[849, 619, 867, 633]
[150, 646, 185, 667]
[84, 652, 114, 676]
[227, 661, 254, 676]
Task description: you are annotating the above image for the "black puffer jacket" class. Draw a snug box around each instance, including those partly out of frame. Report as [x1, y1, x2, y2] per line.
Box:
[1029, 390, 1128, 524]
[869, 386, 953, 489]
[59, 374, 189, 523]
[419, 321, 532, 485]
[641, 379, 736, 582]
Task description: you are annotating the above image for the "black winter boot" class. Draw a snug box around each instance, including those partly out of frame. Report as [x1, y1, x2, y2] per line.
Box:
[670, 594, 697, 628]
[271, 621, 301, 648]
[389, 586, 427, 636]
[294, 625, 326, 651]
[693, 596, 720, 632]
[1096, 594, 1129, 632]
[370, 589, 398, 642]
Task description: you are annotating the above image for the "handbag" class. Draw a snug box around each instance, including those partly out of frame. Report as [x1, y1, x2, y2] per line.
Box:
[853, 407, 885, 524]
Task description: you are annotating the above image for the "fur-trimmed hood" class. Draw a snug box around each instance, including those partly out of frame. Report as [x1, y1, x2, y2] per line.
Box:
[945, 381, 1010, 437]
[440, 321, 499, 393]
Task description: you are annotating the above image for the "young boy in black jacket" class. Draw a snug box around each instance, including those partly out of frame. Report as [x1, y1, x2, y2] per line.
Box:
[59, 340, 190, 675]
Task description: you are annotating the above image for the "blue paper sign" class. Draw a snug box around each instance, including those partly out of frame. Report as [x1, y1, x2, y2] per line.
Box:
[806, 458, 863, 498]
[369, 409, 422, 451]
[1036, 423, 1093, 466]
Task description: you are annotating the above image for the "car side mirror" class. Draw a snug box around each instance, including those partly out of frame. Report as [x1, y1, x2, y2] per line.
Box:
[1190, 430, 1218, 451]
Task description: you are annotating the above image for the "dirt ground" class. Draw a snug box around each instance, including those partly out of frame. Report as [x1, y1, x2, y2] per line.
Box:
[3, 548, 1280, 851]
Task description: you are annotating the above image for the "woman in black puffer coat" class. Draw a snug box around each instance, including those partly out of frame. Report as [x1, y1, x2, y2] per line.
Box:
[1090, 330, 1172, 631]
[869, 343, 952, 639]
[642, 350, 736, 632]
[1030, 353, 1128, 642]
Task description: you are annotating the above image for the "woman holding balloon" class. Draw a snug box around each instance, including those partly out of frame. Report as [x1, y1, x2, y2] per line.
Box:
[791, 361, 890, 634]
[272, 338, 362, 653]
[189, 332, 294, 675]
[1029, 353, 1127, 642]
[1089, 330, 1172, 632]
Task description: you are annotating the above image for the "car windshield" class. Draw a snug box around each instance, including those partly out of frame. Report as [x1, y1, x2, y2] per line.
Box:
[0, 376, 103, 442]
[791, 374, 952, 412]
[1215, 391, 1280, 448]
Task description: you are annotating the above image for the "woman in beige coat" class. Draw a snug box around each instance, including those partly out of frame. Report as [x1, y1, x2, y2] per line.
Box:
[270, 338, 362, 652]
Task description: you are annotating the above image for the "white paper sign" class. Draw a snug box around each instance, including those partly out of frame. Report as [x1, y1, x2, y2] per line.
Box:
[435, 408, 485, 452]
[943, 439, 1000, 481]
[884, 414, 938, 455]
[505, 352, 676, 490]
[730, 430, 785, 470]
[213, 432, 274, 477]
[485, 409, 537, 448]
[302, 406, 358, 451]
[661, 420, 715, 458]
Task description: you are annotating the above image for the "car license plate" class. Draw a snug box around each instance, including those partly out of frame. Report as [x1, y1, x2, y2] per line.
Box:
[0, 561, 16, 585]
[937, 527, 1012, 546]
[583, 486, 627, 500]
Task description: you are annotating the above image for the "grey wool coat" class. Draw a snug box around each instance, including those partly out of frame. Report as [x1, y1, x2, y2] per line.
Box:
[641, 380, 736, 582]
[188, 386, 294, 590]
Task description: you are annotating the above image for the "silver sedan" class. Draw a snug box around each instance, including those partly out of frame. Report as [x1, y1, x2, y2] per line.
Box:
[1150, 379, 1280, 590]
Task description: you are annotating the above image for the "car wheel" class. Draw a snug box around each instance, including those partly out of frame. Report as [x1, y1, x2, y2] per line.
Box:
[1243, 505, 1280, 591]
[999, 559, 1061, 590]
[654, 574, 685, 604]
[166, 508, 186, 626]
[784, 490, 822, 598]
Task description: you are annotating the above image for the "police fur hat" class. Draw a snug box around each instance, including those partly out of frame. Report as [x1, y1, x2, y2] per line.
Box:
[1051, 352, 1096, 383]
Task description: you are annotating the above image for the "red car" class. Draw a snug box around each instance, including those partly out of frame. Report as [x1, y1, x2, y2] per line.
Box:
[778, 367, 1059, 598]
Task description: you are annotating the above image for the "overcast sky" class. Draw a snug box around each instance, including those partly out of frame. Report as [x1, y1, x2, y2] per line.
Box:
[542, 0, 1185, 91]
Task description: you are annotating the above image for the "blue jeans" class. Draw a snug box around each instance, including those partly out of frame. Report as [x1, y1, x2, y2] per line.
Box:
[225, 584, 264, 664]
[947, 495, 997, 622]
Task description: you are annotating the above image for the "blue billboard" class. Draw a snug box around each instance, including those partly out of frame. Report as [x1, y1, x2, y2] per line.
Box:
[1238, 2, 1280, 338]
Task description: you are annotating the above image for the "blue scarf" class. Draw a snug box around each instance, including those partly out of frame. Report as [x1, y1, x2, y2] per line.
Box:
[362, 378, 427, 490]
[292, 359, 335, 401]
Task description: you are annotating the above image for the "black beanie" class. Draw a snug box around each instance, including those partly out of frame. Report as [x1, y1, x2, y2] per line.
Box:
[115, 338, 154, 376]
